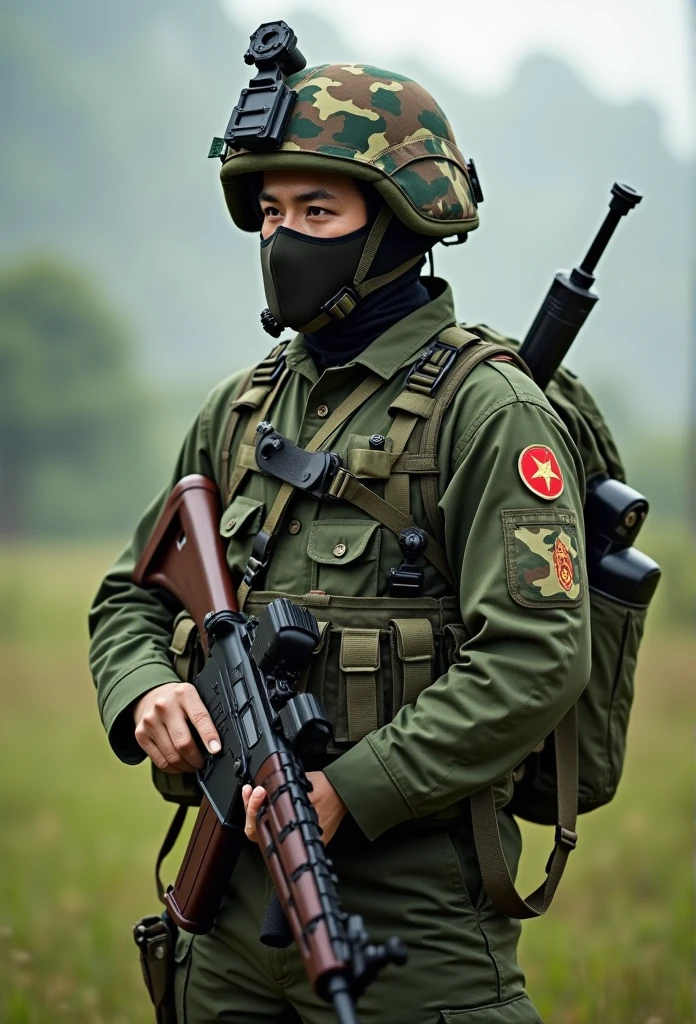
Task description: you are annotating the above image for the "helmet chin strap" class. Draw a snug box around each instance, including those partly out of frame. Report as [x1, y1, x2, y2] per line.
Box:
[260, 205, 424, 337]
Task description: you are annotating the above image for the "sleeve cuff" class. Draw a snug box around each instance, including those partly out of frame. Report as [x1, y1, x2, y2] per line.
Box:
[323, 737, 414, 840]
[100, 661, 179, 765]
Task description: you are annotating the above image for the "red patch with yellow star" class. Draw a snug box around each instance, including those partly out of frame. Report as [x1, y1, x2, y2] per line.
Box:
[518, 444, 564, 500]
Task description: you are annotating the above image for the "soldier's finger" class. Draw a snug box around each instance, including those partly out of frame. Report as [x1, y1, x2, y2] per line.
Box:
[177, 685, 221, 754]
[244, 785, 267, 843]
[136, 734, 182, 775]
[146, 716, 199, 773]
[163, 707, 206, 771]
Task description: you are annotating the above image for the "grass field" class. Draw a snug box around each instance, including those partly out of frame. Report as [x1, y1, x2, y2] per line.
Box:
[0, 544, 692, 1024]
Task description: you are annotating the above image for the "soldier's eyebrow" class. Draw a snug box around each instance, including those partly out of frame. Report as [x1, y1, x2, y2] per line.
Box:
[258, 188, 337, 204]
[295, 188, 337, 202]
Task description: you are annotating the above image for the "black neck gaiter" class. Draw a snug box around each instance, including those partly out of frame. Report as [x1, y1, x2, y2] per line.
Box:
[302, 260, 431, 370]
[302, 199, 436, 370]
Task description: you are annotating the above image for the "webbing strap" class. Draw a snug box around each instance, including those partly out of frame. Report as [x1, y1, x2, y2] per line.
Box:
[226, 367, 290, 505]
[354, 206, 393, 285]
[356, 255, 423, 298]
[327, 468, 456, 587]
[383, 409, 420, 516]
[220, 364, 258, 505]
[419, 337, 532, 544]
[470, 705, 579, 919]
[390, 618, 435, 705]
[237, 374, 385, 609]
[340, 629, 381, 740]
[169, 614, 196, 658]
[155, 804, 188, 903]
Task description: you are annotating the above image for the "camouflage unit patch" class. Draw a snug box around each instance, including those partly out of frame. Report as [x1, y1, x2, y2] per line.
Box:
[501, 508, 584, 609]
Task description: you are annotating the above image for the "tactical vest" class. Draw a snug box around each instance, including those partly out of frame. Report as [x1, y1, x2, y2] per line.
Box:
[153, 326, 649, 921]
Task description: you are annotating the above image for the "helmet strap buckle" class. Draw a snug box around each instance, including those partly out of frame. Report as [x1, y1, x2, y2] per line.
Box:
[320, 286, 359, 322]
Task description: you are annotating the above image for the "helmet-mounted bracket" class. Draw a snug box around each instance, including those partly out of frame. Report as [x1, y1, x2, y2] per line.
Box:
[466, 158, 484, 206]
[209, 22, 306, 161]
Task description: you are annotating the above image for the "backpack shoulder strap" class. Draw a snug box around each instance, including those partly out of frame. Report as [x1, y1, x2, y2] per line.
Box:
[411, 326, 531, 544]
[398, 326, 579, 919]
[470, 705, 579, 918]
[220, 341, 291, 506]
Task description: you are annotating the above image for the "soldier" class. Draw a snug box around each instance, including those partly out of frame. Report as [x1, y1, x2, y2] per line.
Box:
[90, 63, 591, 1023]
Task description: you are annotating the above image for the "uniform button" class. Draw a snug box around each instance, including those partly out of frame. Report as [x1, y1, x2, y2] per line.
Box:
[225, 517, 237, 530]
[333, 542, 347, 558]
[317, 404, 329, 418]
[288, 520, 301, 535]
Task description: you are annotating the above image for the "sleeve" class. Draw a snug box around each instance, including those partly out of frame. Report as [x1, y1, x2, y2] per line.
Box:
[324, 392, 592, 839]
[88, 384, 230, 764]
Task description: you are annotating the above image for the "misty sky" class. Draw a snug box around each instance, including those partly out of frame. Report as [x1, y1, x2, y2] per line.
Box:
[225, 0, 695, 160]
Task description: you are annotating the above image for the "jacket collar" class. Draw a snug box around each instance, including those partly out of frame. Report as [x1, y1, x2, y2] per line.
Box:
[284, 277, 456, 383]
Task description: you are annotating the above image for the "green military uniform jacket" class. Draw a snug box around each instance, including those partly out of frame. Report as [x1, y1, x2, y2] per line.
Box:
[89, 278, 591, 841]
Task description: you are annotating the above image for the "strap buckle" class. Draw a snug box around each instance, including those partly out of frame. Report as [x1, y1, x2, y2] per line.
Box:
[321, 285, 358, 322]
[252, 344, 287, 387]
[555, 826, 578, 851]
[545, 826, 578, 874]
[325, 465, 352, 501]
[406, 339, 460, 396]
[242, 530, 274, 586]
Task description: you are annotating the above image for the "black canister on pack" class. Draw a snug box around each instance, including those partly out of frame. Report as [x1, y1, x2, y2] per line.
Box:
[519, 183, 642, 391]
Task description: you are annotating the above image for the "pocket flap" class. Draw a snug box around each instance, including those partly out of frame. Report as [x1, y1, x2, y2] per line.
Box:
[340, 628, 381, 672]
[307, 519, 379, 565]
[440, 994, 541, 1022]
[390, 618, 434, 662]
[219, 495, 264, 538]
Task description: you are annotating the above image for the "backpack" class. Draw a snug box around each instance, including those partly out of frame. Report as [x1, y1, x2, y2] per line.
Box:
[151, 327, 658, 919]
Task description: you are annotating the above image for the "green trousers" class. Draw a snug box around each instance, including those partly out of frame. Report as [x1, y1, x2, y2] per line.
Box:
[173, 811, 541, 1024]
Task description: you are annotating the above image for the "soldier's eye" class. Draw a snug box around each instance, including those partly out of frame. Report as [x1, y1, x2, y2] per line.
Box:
[263, 206, 281, 218]
[307, 206, 331, 217]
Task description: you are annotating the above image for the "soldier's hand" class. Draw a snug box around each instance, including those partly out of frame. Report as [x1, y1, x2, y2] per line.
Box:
[133, 682, 221, 774]
[242, 772, 347, 845]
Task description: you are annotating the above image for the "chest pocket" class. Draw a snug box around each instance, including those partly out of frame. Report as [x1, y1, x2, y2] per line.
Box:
[307, 519, 381, 596]
[219, 494, 264, 581]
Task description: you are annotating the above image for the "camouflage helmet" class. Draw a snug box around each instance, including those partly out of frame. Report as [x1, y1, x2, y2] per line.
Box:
[220, 63, 481, 238]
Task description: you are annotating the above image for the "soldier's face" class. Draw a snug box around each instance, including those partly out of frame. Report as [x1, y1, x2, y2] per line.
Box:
[259, 170, 368, 240]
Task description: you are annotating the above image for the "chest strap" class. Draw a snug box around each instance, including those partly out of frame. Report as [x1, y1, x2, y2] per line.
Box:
[237, 372, 386, 608]
[221, 341, 290, 505]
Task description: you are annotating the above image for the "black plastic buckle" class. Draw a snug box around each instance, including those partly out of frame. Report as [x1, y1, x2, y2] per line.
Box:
[321, 285, 358, 321]
[555, 826, 578, 851]
[254, 350, 287, 386]
[243, 531, 274, 586]
[406, 339, 460, 395]
[387, 565, 424, 598]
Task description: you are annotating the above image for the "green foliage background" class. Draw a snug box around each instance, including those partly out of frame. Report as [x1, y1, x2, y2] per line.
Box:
[0, 0, 692, 1021]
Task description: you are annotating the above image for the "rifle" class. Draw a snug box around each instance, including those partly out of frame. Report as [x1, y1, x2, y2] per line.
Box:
[133, 475, 406, 1024]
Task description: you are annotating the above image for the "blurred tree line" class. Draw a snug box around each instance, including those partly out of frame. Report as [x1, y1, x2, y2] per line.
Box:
[0, 257, 156, 537]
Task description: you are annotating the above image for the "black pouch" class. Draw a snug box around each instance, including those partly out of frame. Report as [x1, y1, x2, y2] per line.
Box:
[133, 913, 178, 1024]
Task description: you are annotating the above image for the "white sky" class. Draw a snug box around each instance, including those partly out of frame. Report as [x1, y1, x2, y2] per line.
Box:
[224, 0, 695, 160]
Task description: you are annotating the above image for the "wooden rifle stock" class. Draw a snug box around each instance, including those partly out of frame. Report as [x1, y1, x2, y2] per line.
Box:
[133, 475, 243, 934]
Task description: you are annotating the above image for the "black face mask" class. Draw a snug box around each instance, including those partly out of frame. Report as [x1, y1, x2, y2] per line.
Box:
[260, 223, 369, 333]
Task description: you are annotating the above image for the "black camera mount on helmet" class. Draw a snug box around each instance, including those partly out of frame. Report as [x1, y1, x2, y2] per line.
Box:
[211, 21, 306, 159]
